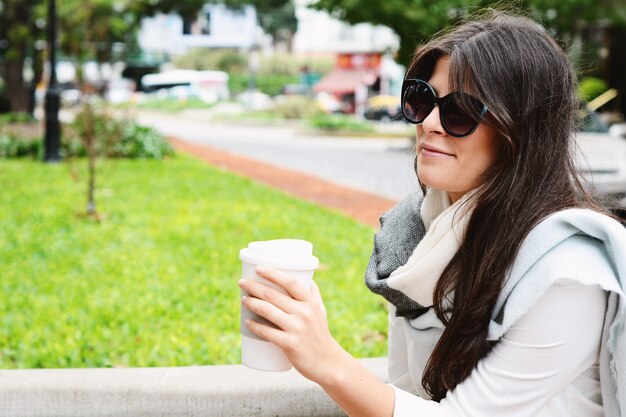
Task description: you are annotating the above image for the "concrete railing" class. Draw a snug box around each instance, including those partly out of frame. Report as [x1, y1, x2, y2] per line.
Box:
[0, 358, 388, 417]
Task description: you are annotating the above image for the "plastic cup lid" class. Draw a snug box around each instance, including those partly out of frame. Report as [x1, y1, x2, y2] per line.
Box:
[239, 239, 319, 270]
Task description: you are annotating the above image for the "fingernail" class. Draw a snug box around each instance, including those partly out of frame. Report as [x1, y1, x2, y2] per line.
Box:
[238, 279, 245, 287]
[241, 296, 247, 304]
[245, 319, 251, 327]
[255, 265, 266, 274]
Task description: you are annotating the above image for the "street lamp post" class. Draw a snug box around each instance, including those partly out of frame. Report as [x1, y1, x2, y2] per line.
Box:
[44, 0, 61, 162]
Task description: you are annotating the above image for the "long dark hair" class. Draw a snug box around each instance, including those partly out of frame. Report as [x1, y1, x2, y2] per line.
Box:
[406, 12, 607, 401]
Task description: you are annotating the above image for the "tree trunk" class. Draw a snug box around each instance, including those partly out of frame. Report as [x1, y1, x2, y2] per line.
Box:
[83, 100, 97, 217]
[2, 0, 36, 114]
[5, 51, 30, 113]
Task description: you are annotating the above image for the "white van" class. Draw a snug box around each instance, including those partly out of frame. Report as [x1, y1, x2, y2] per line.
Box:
[141, 70, 229, 104]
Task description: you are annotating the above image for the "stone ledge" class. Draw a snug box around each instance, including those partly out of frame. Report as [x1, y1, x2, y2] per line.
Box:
[0, 357, 388, 417]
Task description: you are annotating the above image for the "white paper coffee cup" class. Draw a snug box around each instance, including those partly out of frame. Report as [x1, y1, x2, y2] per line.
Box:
[239, 239, 319, 372]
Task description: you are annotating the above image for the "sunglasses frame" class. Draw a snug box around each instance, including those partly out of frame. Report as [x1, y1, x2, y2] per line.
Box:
[401, 78, 488, 138]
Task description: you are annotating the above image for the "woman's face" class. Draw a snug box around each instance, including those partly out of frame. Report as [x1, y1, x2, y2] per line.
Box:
[416, 56, 500, 203]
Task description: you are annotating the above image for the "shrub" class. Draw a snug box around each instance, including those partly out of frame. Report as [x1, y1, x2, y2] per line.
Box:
[258, 53, 334, 77]
[66, 109, 174, 159]
[0, 133, 42, 158]
[307, 114, 375, 133]
[0, 112, 36, 124]
[257, 74, 300, 96]
[273, 96, 322, 119]
[172, 48, 247, 73]
[113, 122, 174, 159]
[229, 73, 299, 96]
[579, 77, 609, 103]
[0, 110, 174, 160]
[0, 113, 42, 158]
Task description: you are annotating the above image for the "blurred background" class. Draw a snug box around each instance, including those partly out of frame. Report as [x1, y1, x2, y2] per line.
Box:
[1, 0, 626, 370]
[1, 0, 625, 123]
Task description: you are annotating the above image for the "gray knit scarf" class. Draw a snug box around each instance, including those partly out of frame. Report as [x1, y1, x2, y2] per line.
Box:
[364, 192, 428, 319]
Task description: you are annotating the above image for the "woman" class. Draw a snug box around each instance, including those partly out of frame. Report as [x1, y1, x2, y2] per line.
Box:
[238, 12, 626, 417]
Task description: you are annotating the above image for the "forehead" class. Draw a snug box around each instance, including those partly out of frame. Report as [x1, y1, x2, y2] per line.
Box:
[427, 56, 451, 96]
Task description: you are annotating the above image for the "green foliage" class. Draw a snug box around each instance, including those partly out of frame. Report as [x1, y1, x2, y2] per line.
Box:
[0, 133, 42, 158]
[579, 77, 609, 102]
[172, 49, 248, 73]
[312, 0, 626, 66]
[136, 97, 215, 112]
[66, 109, 174, 159]
[228, 73, 300, 96]
[0, 112, 36, 124]
[228, 73, 250, 96]
[307, 114, 376, 133]
[0, 156, 386, 368]
[130, 0, 211, 20]
[258, 54, 333, 77]
[255, 74, 300, 96]
[273, 96, 323, 119]
[57, 0, 137, 64]
[0, 110, 173, 160]
[114, 123, 175, 159]
[0, 113, 41, 158]
[256, 0, 297, 41]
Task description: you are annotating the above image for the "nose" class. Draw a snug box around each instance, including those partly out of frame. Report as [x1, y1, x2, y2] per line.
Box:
[421, 104, 445, 136]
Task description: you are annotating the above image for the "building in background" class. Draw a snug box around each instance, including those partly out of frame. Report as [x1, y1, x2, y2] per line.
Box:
[138, 4, 258, 56]
[138, 2, 399, 58]
[292, 1, 398, 55]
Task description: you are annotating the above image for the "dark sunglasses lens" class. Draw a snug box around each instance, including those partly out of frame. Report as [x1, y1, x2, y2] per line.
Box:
[403, 82, 434, 123]
[442, 94, 483, 136]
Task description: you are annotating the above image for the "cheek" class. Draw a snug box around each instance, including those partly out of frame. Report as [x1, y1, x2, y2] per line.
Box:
[456, 132, 501, 181]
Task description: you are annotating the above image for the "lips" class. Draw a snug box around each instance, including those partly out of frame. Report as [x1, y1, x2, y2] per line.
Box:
[419, 143, 455, 157]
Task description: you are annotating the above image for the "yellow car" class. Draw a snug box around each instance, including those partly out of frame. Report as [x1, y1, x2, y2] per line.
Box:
[364, 95, 402, 122]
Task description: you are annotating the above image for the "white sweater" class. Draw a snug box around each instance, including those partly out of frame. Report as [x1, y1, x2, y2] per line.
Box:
[389, 280, 607, 416]
[386, 209, 626, 416]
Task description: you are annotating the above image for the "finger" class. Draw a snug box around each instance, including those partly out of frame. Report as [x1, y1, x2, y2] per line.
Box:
[242, 295, 291, 330]
[245, 318, 286, 345]
[254, 265, 310, 301]
[311, 280, 322, 299]
[239, 278, 299, 314]
[306, 281, 328, 318]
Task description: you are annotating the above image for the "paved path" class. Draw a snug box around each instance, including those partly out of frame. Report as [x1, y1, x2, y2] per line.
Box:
[136, 111, 419, 200]
[136, 111, 420, 227]
[169, 137, 398, 227]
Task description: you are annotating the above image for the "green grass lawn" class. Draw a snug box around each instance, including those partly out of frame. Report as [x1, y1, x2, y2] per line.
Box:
[0, 155, 388, 369]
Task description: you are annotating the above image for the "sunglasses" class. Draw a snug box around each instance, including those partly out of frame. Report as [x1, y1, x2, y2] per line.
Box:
[401, 79, 488, 137]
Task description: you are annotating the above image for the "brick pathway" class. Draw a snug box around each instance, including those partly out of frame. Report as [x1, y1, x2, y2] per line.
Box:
[168, 137, 396, 228]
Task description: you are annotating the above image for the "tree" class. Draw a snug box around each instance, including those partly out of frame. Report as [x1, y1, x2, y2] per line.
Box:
[312, 0, 626, 66]
[0, 0, 137, 114]
[0, 0, 42, 113]
[0, 0, 297, 115]
[57, 0, 136, 218]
